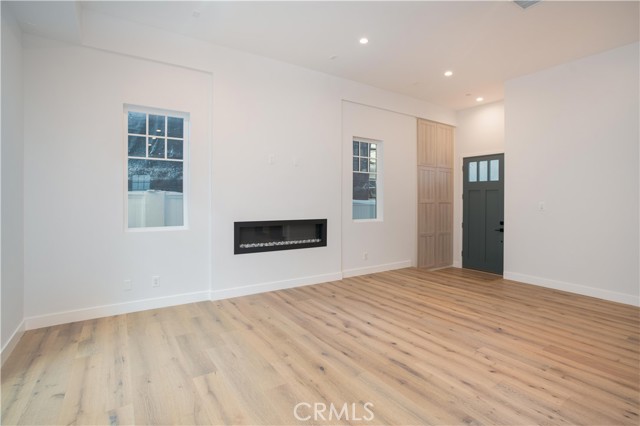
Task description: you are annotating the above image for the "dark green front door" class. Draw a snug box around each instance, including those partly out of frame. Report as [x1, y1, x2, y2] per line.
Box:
[462, 154, 504, 274]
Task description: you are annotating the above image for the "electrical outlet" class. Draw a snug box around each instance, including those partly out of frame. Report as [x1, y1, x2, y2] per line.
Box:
[152, 276, 160, 287]
[123, 279, 132, 291]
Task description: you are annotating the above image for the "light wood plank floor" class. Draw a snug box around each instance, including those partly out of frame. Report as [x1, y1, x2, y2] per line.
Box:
[2, 268, 639, 425]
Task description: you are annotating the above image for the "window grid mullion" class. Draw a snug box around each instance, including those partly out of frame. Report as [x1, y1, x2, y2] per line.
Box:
[145, 113, 150, 158]
[164, 115, 168, 160]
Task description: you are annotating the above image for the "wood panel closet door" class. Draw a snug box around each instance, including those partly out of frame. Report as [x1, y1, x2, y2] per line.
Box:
[417, 119, 438, 167]
[417, 119, 453, 269]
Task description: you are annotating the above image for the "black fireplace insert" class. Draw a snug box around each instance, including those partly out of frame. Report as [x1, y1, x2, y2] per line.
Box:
[234, 219, 327, 254]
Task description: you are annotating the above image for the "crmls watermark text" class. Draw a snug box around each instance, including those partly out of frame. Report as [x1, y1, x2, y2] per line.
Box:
[293, 402, 375, 422]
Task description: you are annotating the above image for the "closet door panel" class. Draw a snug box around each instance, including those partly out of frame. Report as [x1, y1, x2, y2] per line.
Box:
[418, 167, 437, 203]
[436, 124, 453, 168]
[418, 235, 436, 268]
[417, 119, 454, 269]
[417, 120, 438, 167]
[418, 204, 436, 235]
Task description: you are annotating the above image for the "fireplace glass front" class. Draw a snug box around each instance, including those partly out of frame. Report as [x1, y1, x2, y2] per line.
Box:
[234, 219, 327, 254]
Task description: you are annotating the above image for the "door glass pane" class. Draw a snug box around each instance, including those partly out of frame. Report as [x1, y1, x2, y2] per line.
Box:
[360, 158, 368, 172]
[353, 141, 359, 156]
[468, 162, 477, 182]
[359, 143, 369, 157]
[353, 157, 358, 171]
[369, 159, 377, 173]
[490, 159, 500, 181]
[479, 161, 488, 182]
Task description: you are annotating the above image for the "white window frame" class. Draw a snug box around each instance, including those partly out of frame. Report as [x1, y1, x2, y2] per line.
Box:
[124, 104, 190, 232]
[352, 137, 383, 222]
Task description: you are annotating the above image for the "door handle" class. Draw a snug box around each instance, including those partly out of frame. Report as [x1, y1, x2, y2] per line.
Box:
[494, 228, 504, 232]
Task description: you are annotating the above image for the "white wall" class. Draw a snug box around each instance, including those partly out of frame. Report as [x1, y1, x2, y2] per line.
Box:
[1, 5, 26, 362]
[80, 10, 456, 127]
[23, 35, 213, 327]
[19, 10, 455, 327]
[342, 102, 417, 276]
[83, 10, 454, 301]
[504, 42, 639, 305]
[208, 45, 344, 297]
[453, 101, 505, 267]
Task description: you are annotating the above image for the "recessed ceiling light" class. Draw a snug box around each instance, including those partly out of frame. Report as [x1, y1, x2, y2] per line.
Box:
[359, 37, 369, 45]
[476, 97, 484, 102]
[444, 71, 453, 77]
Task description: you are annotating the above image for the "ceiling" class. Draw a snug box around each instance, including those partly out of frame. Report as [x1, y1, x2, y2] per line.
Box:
[8, 1, 640, 110]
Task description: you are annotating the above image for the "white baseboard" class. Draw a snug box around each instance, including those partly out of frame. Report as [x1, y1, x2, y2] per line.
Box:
[210, 272, 343, 301]
[503, 271, 640, 307]
[1, 319, 26, 366]
[24, 290, 211, 330]
[22, 273, 344, 332]
[342, 260, 412, 278]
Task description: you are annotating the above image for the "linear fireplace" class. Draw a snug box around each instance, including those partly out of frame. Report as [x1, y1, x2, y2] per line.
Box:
[234, 219, 327, 254]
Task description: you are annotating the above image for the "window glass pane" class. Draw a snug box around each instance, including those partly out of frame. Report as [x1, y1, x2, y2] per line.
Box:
[128, 135, 146, 157]
[353, 172, 369, 200]
[359, 143, 369, 157]
[128, 112, 146, 135]
[369, 186, 376, 200]
[490, 159, 500, 181]
[167, 139, 183, 160]
[128, 159, 184, 228]
[149, 114, 165, 137]
[148, 137, 165, 158]
[368, 173, 377, 199]
[128, 159, 183, 193]
[352, 139, 380, 220]
[131, 174, 151, 191]
[352, 172, 377, 220]
[167, 117, 183, 138]
[479, 161, 488, 182]
[468, 162, 477, 182]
